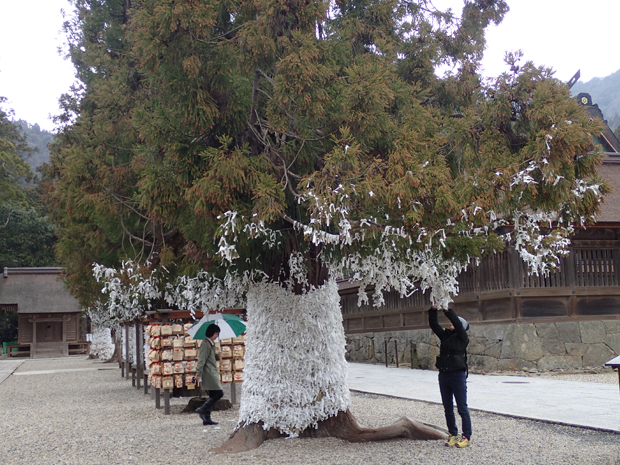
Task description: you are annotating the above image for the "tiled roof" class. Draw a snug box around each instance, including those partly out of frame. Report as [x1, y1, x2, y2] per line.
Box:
[594, 159, 620, 223]
[0, 268, 81, 314]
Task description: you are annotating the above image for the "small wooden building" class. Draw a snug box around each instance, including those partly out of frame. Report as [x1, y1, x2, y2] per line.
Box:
[0, 267, 87, 358]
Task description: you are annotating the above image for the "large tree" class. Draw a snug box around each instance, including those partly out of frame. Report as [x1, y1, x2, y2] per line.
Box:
[0, 97, 34, 206]
[46, 0, 608, 453]
[0, 98, 57, 272]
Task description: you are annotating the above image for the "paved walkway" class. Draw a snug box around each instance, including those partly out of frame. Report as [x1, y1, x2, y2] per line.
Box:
[0, 359, 24, 384]
[348, 363, 620, 433]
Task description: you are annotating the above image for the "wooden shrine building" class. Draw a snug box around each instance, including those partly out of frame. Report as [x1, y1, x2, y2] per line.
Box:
[0, 267, 88, 358]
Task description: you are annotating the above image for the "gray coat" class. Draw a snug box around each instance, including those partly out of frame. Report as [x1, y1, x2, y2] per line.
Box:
[196, 338, 222, 391]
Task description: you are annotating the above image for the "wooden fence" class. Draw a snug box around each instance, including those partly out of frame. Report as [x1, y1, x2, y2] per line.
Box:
[341, 241, 620, 334]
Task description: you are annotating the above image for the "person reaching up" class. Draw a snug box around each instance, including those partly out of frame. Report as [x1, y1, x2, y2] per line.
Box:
[428, 306, 471, 448]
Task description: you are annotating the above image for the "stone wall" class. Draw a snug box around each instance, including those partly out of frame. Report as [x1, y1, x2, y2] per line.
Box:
[345, 320, 620, 373]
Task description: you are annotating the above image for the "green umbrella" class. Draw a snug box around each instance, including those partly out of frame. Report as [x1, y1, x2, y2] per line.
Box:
[188, 313, 246, 340]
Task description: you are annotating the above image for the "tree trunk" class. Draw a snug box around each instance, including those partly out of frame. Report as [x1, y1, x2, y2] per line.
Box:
[211, 410, 446, 454]
[110, 329, 121, 363]
[210, 280, 446, 454]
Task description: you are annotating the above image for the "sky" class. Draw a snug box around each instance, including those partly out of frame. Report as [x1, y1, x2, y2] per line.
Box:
[1, 0, 620, 132]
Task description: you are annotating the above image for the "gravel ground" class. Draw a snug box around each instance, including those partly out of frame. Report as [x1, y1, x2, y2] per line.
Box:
[1, 357, 619, 465]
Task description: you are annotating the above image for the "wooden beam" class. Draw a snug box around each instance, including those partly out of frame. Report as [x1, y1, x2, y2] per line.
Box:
[136, 321, 142, 390]
[31, 315, 36, 358]
[125, 325, 130, 379]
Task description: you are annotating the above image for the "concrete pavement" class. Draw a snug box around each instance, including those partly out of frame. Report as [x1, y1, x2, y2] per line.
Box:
[0, 359, 24, 384]
[347, 362, 620, 433]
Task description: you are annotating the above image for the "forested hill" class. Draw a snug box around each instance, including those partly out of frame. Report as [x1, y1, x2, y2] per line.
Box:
[571, 69, 620, 132]
[15, 120, 54, 175]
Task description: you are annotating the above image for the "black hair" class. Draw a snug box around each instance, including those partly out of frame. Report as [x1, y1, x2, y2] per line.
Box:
[205, 324, 220, 338]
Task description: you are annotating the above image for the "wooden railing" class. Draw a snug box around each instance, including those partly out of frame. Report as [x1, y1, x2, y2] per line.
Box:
[6, 343, 31, 358]
[574, 246, 619, 287]
[68, 342, 91, 355]
[341, 242, 620, 334]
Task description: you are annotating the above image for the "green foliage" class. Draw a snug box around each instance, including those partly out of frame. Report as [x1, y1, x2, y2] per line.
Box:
[0, 203, 57, 269]
[0, 100, 56, 271]
[47, 0, 608, 300]
[15, 120, 54, 174]
[0, 98, 35, 206]
[0, 310, 18, 346]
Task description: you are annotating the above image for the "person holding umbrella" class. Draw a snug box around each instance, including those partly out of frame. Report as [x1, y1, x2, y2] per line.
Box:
[195, 324, 223, 425]
[428, 305, 472, 448]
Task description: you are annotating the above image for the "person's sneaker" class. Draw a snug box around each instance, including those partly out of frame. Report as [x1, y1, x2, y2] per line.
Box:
[445, 435, 458, 447]
[456, 436, 470, 448]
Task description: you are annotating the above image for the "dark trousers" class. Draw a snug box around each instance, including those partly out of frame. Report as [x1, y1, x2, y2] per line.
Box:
[198, 389, 224, 413]
[438, 369, 472, 438]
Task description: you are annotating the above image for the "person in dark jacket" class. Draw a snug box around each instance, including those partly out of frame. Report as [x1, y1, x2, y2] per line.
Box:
[429, 306, 472, 448]
[195, 324, 224, 425]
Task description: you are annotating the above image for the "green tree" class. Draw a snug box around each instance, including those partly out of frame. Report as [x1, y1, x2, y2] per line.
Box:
[0, 202, 57, 269]
[15, 120, 55, 174]
[0, 97, 34, 206]
[0, 310, 18, 346]
[0, 99, 56, 271]
[44, 0, 172, 306]
[47, 0, 608, 451]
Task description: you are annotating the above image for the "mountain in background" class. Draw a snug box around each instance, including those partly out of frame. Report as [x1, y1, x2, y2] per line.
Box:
[14, 119, 54, 175]
[571, 69, 620, 132]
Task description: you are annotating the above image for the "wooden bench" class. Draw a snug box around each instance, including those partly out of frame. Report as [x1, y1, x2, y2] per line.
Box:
[68, 342, 91, 355]
[6, 343, 30, 358]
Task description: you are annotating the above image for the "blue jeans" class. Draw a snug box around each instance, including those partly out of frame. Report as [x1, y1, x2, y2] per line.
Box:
[438, 369, 472, 438]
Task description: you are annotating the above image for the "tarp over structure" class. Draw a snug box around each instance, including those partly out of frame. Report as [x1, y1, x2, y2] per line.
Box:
[0, 267, 85, 358]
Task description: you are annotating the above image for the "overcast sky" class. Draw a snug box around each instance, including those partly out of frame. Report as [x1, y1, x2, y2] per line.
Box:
[1, 0, 619, 132]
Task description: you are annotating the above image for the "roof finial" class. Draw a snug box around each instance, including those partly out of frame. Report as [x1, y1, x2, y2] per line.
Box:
[567, 70, 581, 90]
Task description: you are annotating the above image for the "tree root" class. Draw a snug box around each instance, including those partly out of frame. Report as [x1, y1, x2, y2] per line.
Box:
[210, 410, 447, 454]
[210, 423, 282, 454]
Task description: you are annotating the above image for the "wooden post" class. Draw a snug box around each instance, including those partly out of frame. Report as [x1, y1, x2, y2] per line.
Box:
[62, 316, 68, 356]
[384, 340, 388, 367]
[164, 389, 171, 415]
[117, 328, 122, 370]
[135, 322, 142, 390]
[564, 248, 576, 288]
[144, 373, 149, 395]
[131, 323, 137, 386]
[155, 388, 161, 408]
[125, 324, 130, 379]
[507, 247, 522, 320]
[31, 316, 37, 359]
[613, 244, 620, 286]
[230, 381, 237, 405]
[395, 340, 399, 368]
